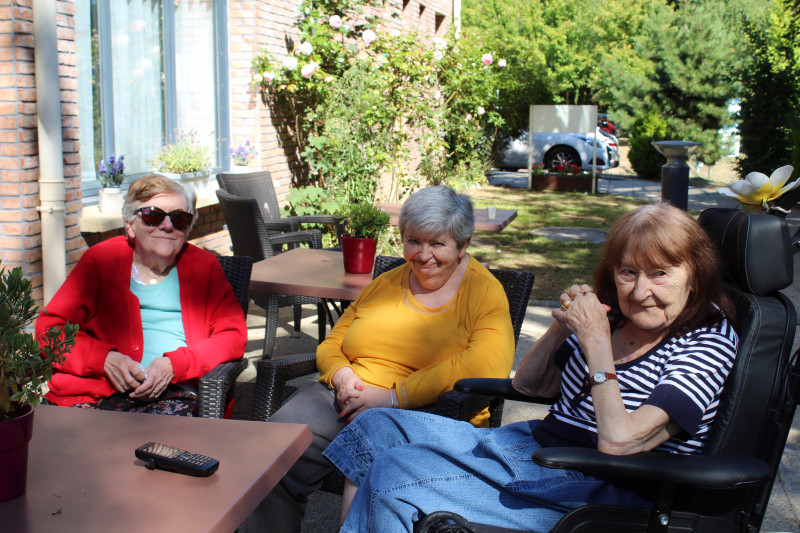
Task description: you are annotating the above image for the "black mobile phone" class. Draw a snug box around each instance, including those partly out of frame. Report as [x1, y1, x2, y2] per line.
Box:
[135, 441, 219, 477]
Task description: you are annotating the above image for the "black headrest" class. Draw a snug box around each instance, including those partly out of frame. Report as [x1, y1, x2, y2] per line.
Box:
[698, 208, 793, 295]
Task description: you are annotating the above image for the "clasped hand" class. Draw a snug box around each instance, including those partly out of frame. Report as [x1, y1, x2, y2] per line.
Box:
[552, 284, 612, 339]
[104, 351, 174, 400]
[335, 371, 392, 422]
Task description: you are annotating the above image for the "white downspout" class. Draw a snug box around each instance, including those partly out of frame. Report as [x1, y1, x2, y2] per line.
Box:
[33, 0, 67, 304]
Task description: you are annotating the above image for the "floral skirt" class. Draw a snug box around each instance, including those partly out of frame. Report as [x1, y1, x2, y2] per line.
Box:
[71, 385, 197, 416]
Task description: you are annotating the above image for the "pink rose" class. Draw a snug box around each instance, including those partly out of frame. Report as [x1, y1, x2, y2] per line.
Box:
[301, 62, 318, 78]
[465, 113, 473, 122]
[329, 15, 343, 29]
[482, 53, 493, 66]
[477, 106, 485, 116]
[263, 71, 275, 83]
[433, 50, 443, 61]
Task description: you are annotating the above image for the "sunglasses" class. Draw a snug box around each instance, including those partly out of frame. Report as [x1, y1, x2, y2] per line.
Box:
[134, 206, 194, 231]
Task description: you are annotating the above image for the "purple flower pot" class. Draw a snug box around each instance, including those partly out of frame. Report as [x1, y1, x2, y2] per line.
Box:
[0, 404, 35, 502]
[341, 234, 377, 274]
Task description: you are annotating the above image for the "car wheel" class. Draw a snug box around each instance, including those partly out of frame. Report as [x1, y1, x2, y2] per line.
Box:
[545, 146, 581, 171]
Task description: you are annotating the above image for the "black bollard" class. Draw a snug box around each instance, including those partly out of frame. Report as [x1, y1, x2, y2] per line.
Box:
[652, 141, 701, 211]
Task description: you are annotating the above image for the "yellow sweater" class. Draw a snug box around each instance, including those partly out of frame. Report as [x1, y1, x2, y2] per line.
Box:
[317, 256, 515, 426]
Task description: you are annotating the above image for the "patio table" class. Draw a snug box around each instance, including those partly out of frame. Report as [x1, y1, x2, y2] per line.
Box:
[0, 404, 311, 533]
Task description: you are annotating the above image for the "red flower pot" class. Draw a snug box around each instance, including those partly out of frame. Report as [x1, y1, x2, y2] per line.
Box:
[341, 234, 378, 274]
[0, 404, 35, 502]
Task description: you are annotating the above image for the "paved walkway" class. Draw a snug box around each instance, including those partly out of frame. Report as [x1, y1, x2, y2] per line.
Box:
[243, 172, 800, 532]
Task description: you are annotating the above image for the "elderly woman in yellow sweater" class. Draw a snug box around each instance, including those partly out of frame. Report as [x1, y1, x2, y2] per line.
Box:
[246, 186, 515, 533]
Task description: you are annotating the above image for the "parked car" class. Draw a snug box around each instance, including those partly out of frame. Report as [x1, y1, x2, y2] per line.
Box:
[598, 113, 617, 136]
[497, 131, 614, 171]
[598, 129, 620, 168]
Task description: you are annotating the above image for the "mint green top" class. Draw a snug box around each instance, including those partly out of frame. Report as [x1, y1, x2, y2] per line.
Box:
[129, 268, 186, 369]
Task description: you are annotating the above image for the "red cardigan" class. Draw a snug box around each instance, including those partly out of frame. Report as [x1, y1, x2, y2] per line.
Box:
[37, 236, 247, 406]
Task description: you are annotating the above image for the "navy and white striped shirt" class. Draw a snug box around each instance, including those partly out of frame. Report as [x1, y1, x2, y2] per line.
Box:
[533, 318, 738, 455]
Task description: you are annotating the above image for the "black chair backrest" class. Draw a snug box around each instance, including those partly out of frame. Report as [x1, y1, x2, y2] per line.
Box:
[216, 188, 275, 261]
[216, 255, 253, 316]
[689, 208, 800, 521]
[217, 171, 279, 223]
[372, 256, 534, 347]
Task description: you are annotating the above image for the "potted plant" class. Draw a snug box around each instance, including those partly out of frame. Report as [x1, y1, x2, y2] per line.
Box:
[340, 202, 390, 273]
[229, 139, 258, 173]
[149, 130, 213, 193]
[0, 265, 77, 501]
[97, 154, 125, 214]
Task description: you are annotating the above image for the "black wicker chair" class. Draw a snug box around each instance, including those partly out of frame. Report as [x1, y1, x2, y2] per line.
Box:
[196, 255, 253, 418]
[417, 207, 800, 533]
[217, 189, 329, 358]
[217, 170, 345, 248]
[252, 255, 534, 492]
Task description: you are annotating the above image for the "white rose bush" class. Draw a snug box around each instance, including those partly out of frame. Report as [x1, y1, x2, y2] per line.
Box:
[251, 0, 507, 200]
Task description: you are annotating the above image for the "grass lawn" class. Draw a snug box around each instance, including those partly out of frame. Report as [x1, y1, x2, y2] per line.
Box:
[383, 184, 652, 302]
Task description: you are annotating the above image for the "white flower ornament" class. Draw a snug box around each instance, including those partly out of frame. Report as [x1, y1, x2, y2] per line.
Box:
[718, 165, 798, 210]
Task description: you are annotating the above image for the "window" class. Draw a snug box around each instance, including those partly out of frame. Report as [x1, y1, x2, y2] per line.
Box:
[75, 0, 229, 200]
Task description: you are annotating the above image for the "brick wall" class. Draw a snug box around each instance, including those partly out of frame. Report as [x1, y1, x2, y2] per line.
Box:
[0, 1, 81, 304]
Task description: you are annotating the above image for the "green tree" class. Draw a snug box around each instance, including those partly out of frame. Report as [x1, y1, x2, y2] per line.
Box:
[607, 0, 745, 164]
[737, 0, 800, 176]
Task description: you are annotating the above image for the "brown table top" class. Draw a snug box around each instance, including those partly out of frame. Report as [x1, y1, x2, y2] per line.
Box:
[379, 203, 518, 232]
[250, 248, 374, 301]
[0, 405, 311, 533]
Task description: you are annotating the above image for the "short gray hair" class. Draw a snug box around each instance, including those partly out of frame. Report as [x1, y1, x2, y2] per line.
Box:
[399, 186, 474, 248]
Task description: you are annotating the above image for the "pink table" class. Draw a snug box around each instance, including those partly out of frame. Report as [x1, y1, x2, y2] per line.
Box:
[0, 405, 311, 533]
[250, 248, 373, 302]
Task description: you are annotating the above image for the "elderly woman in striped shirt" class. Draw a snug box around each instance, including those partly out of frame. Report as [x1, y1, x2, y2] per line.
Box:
[323, 202, 739, 533]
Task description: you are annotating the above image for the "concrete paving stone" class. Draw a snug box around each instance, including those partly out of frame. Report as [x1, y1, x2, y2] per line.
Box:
[240, 173, 800, 532]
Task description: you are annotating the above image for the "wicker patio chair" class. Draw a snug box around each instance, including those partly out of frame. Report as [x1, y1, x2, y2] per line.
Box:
[216, 189, 328, 358]
[251, 255, 534, 492]
[217, 170, 346, 249]
[196, 255, 253, 418]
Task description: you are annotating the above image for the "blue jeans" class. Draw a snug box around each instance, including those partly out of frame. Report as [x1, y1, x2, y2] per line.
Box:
[323, 409, 651, 533]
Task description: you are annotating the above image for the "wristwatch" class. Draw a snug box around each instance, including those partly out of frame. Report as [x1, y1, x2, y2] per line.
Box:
[590, 371, 617, 386]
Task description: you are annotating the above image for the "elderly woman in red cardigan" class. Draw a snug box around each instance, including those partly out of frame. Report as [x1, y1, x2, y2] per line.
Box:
[36, 174, 246, 416]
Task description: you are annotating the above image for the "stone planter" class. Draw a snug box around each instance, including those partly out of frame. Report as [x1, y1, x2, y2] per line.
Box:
[98, 187, 125, 214]
[156, 171, 213, 195]
[229, 164, 251, 174]
[531, 174, 592, 192]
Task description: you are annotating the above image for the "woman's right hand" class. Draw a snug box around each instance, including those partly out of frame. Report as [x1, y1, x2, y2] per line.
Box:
[104, 351, 147, 393]
[552, 284, 611, 338]
[334, 368, 364, 408]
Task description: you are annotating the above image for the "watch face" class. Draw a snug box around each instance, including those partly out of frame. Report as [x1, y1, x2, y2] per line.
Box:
[592, 372, 607, 385]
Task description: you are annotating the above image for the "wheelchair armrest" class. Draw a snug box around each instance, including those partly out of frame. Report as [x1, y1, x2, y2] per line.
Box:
[252, 352, 318, 421]
[455, 378, 559, 404]
[198, 358, 249, 419]
[533, 447, 772, 490]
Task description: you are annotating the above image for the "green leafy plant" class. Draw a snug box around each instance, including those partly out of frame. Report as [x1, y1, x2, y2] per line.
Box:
[343, 202, 390, 240]
[628, 109, 673, 180]
[0, 265, 77, 421]
[149, 131, 212, 174]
